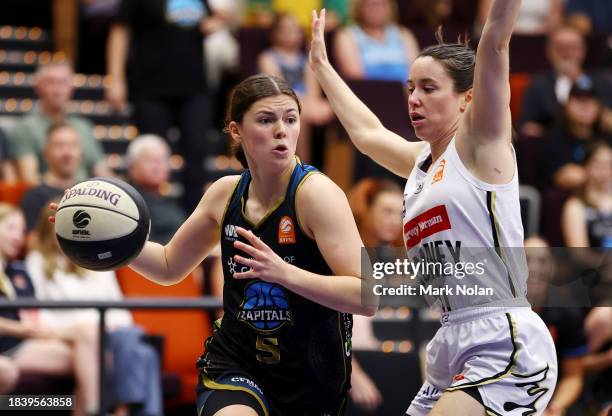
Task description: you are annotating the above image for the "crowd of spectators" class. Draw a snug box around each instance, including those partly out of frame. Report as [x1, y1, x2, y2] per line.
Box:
[0, 0, 609, 414]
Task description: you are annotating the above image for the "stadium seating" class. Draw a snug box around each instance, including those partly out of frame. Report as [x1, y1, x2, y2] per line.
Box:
[115, 267, 213, 407]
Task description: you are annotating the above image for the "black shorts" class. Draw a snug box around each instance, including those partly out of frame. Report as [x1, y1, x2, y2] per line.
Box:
[197, 372, 270, 416]
[198, 387, 267, 416]
[196, 369, 347, 416]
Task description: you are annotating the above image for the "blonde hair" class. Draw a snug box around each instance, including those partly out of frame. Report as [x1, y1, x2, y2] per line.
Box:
[350, 0, 398, 27]
[33, 200, 85, 279]
[0, 203, 23, 299]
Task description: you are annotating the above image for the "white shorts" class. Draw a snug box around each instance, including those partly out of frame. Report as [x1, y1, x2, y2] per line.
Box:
[406, 307, 557, 416]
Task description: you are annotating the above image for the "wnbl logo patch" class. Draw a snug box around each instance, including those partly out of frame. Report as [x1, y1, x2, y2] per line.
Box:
[278, 216, 296, 244]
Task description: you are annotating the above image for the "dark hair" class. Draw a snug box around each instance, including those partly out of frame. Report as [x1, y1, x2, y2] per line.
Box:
[561, 91, 603, 137]
[363, 178, 402, 207]
[348, 178, 403, 247]
[224, 74, 301, 168]
[584, 140, 611, 165]
[417, 27, 475, 93]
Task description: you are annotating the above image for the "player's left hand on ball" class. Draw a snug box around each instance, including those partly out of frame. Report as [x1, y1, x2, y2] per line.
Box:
[233, 227, 289, 283]
[48, 202, 59, 224]
[47, 189, 69, 224]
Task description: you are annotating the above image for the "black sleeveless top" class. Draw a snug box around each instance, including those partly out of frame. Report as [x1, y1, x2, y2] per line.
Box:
[198, 161, 353, 410]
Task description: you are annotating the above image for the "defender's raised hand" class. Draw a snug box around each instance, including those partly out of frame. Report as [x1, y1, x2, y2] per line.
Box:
[309, 9, 329, 69]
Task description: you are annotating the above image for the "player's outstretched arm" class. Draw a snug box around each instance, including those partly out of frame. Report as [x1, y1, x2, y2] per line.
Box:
[233, 174, 377, 316]
[457, 0, 520, 183]
[129, 176, 240, 285]
[468, 0, 519, 139]
[309, 10, 424, 179]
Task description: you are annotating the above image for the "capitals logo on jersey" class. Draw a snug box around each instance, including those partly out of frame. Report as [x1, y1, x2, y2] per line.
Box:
[238, 281, 293, 333]
[278, 216, 296, 245]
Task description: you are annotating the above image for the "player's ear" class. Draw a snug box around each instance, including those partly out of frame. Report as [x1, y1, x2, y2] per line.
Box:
[460, 89, 473, 113]
[228, 121, 242, 145]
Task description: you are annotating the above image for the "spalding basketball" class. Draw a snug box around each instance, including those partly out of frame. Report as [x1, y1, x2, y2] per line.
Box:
[55, 177, 151, 271]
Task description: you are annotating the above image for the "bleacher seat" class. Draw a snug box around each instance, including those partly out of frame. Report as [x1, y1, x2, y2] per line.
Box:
[332, 79, 414, 183]
[519, 184, 541, 238]
[237, 27, 271, 78]
[0, 180, 30, 205]
[510, 72, 532, 126]
[541, 188, 571, 246]
[509, 35, 549, 74]
[115, 267, 213, 407]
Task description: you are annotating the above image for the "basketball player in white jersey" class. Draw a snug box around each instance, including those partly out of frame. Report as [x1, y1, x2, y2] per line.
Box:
[310, 1, 557, 414]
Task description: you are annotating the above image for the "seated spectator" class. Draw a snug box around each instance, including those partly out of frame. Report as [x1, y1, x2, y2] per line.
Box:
[333, 0, 419, 82]
[477, 0, 563, 35]
[345, 178, 404, 414]
[565, 0, 612, 35]
[0, 203, 99, 415]
[257, 12, 334, 162]
[519, 25, 612, 138]
[0, 127, 16, 182]
[348, 177, 403, 247]
[526, 236, 588, 415]
[583, 307, 612, 416]
[126, 135, 186, 245]
[8, 61, 111, 184]
[27, 205, 163, 416]
[537, 80, 610, 191]
[561, 142, 612, 248]
[20, 123, 81, 238]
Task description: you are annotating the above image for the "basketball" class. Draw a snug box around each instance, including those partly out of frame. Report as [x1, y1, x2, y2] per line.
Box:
[54, 177, 151, 271]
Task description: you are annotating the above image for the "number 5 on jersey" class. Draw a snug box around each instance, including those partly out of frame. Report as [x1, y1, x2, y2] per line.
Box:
[256, 336, 280, 364]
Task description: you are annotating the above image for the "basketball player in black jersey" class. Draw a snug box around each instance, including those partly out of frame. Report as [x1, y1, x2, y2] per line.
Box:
[104, 75, 374, 416]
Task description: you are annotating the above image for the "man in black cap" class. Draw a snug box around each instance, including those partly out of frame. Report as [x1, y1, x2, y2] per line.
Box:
[518, 25, 612, 139]
[536, 78, 611, 191]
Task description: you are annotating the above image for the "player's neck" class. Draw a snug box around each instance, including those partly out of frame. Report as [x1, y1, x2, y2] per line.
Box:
[429, 132, 455, 163]
[44, 171, 75, 189]
[249, 158, 296, 209]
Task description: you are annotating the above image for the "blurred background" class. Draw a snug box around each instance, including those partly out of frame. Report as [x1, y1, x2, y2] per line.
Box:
[0, 0, 609, 415]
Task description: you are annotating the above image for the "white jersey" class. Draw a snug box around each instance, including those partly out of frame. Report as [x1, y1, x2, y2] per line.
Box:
[402, 138, 529, 311]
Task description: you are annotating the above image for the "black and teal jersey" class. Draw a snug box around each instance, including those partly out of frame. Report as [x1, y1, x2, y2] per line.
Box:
[197, 159, 353, 415]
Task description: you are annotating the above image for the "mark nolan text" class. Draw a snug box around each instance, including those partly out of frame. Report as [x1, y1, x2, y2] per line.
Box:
[373, 284, 493, 296]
